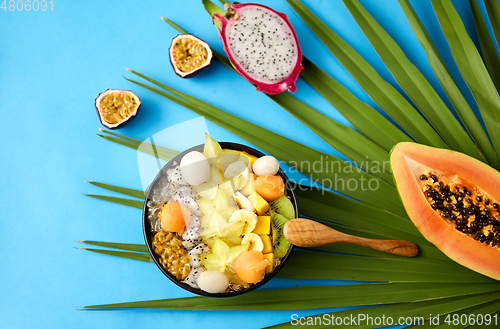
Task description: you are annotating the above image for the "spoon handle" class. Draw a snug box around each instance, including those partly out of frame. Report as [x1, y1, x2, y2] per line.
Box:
[284, 218, 418, 257]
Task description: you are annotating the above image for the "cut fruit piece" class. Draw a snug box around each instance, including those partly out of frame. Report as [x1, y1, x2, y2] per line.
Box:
[219, 150, 250, 174]
[220, 221, 245, 247]
[252, 216, 271, 235]
[201, 237, 249, 283]
[180, 151, 210, 186]
[229, 209, 258, 235]
[201, 213, 245, 247]
[263, 253, 274, 274]
[260, 234, 273, 254]
[242, 233, 264, 252]
[391, 142, 500, 280]
[234, 191, 256, 212]
[234, 250, 270, 283]
[255, 175, 285, 201]
[219, 180, 238, 199]
[252, 155, 280, 176]
[212, 3, 303, 94]
[200, 208, 228, 235]
[95, 89, 141, 129]
[169, 34, 213, 78]
[240, 152, 259, 167]
[212, 187, 238, 219]
[197, 270, 229, 294]
[197, 199, 214, 216]
[193, 165, 222, 200]
[248, 191, 270, 216]
[224, 160, 250, 189]
[240, 173, 256, 196]
[159, 201, 190, 233]
[270, 195, 295, 220]
[271, 212, 291, 258]
[203, 133, 222, 167]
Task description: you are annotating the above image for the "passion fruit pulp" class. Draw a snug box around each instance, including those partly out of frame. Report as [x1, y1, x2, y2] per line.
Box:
[169, 34, 213, 78]
[95, 89, 141, 129]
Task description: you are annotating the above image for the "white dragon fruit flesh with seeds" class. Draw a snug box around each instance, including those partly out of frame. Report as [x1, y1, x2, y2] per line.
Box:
[213, 3, 303, 94]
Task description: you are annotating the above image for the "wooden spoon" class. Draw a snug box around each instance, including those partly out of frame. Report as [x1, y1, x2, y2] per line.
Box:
[284, 218, 419, 257]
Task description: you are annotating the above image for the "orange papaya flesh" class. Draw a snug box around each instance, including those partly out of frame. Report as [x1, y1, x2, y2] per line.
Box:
[391, 142, 500, 280]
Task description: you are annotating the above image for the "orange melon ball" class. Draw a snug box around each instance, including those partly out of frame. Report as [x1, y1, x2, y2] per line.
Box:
[159, 201, 190, 233]
[234, 250, 270, 284]
[254, 175, 285, 201]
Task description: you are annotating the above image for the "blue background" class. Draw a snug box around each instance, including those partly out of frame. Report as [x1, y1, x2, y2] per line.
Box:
[0, 0, 488, 328]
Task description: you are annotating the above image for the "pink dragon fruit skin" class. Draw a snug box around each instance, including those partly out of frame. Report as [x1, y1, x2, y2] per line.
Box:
[213, 3, 303, 94]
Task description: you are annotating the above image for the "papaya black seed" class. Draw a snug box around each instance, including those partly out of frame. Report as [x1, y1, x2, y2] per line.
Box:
[477, 196, 483, 202]
[466, 190, 472, 196]
[431, 175, 438, 182]
[419, 175, 427, 180]
[458, 192, 465, 198]
[494, 203, 499, 209]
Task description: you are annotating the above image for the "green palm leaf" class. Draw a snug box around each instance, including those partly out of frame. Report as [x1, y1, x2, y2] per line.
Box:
[271, 292, 500, 328]
[84, 194, 143, 209]
[432, 0, 500, 165]
[469, 0, 500, 94]
[399, 0, 500, 169]
[286, 0, 447, 149]
[78, 248, 152, 263]
[163, 14, 394, 184]
[81, 0, 500, 325]
[124, 69, 406, 214]
[269, 92, 394, 184]
[98, 128, 179, 161]
[81, 282, 500, 311]
[78, 240, 149, 253]
[342, 0, 484, 162]
[163, 15, 411, 155]
[300, 58, 412, 152]
[484, 0, 500, 63]
[86, 181, 145, 199]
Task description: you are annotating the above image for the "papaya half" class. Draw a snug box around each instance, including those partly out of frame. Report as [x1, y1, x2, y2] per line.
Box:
[391, 142, 500, 280]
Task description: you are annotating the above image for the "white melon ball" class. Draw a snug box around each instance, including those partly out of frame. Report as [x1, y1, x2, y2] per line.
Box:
[252, 155, 280, 176]
[180, 151, 210, 186]
[197, 270, 229, 294]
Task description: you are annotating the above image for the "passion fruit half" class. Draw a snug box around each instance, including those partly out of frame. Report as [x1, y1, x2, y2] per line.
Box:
[95, 89, 141, 129]
[169, 34, 213, 78]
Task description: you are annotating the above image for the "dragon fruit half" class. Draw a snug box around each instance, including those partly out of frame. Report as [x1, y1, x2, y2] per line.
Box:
[213, 3, 303, 94]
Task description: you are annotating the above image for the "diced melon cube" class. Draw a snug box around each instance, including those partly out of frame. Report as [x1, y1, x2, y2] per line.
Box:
[248, 191, 270, 216]
[263, 253, 274, 274]
[252, 216, 271, 235]
[260, 234, 273, 254]
[240, 152, 259, 167]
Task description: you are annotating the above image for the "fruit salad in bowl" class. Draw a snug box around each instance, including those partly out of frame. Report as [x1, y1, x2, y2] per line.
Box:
[143, 134, 298, 296]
